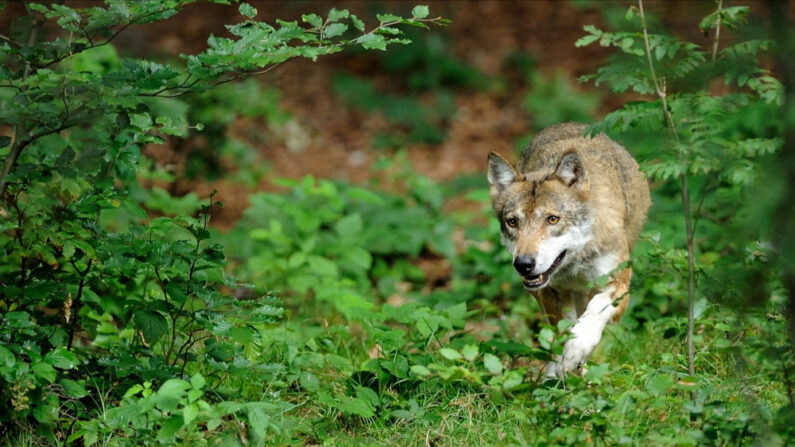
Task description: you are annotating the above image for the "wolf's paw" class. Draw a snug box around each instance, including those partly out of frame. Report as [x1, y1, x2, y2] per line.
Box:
[549, 316, 603, 376]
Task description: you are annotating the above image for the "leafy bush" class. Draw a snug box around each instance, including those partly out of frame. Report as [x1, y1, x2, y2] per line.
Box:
[0, 1, 444, 444]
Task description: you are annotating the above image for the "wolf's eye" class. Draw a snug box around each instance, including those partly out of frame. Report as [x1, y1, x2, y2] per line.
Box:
[547, 215, 560, 225]
[506, 218, 518, 228]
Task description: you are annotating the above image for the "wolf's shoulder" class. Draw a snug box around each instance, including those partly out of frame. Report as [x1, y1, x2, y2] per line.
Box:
[519, 122, 632, 171]
[525, 122, 589, 155]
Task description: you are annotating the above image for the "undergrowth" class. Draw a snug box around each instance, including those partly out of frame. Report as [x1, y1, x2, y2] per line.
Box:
[0, 1, 792, 446]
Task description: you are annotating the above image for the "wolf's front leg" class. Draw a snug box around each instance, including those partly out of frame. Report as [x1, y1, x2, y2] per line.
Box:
[556, 287, 616, 375]
[547, 287, 631, 377]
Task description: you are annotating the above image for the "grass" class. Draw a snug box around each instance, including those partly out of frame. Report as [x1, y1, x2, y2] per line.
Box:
[241, 286, 790, 446]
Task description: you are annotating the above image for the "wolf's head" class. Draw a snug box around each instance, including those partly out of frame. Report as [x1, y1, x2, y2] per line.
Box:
[487, 151, 593, 290]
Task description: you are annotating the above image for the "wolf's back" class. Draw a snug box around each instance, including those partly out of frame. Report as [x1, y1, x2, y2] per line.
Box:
[519, 122, 651, 249]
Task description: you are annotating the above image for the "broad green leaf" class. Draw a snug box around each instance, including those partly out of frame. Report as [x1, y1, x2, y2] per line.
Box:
[324, 22, 347, 39]
[190, 372, 206, 389]
[358, 34, 387, 51]
[501, 370, 523, 390]
[157, 415, 183, 441]
[462, 344, 478, 362]
[133, 309, 169, 344]
[483, 353, 503, 375]
[299, 370, 320, 392]
[238, 3, 256, 18]
[183, 403, 199, 425]
[302, 13, 322, 28]
[376, 13, 402, 23]
[335, 213, 362, 237]
[576, 33, 600, 48]
[350, 15, 365, 32]
[412, 5, 429, 19]
[328, 8, 349, 22]
[410, 364, 432, 376]
[646, 373, 674, 395]
[60, 379, 88, 398]
[129, 112, 153, 130]
[123, 384, 144, 399]
[32, 361, 57, 383]
[439, 348, 462, 361]
[339, 397, 374, 418]
[0, 345, 15, 368]
[583, 363, 610, 383]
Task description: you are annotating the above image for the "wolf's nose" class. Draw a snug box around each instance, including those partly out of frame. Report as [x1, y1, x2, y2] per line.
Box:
[513, 255, 536, 276]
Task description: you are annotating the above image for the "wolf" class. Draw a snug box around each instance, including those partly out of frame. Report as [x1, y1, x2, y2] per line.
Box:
[487, 123, 650, 377]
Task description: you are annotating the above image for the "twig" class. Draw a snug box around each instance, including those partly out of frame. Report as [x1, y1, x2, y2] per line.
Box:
[0, 120, 78, 197]
[67, 259, 93, 350]
[638, 0, 698, 400]
[0, 33, 21, 48]
[711, 0, 724, 63]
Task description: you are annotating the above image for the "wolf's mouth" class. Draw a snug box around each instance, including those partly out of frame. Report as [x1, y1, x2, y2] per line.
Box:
[522, 250, 567, 290]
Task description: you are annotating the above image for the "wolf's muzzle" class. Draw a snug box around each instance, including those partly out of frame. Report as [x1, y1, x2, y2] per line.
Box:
[520, 250, 567, 290]
[513, 255, 536, 277]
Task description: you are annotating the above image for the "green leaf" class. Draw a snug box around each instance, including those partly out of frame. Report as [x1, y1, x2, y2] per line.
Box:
[247, 404, 270, 440]
[350, 15, 365, 32]
[133, 309, 169, 344]
[58, 379, 88, 399]
[339, 397, 374, 418]
[0, 136, 10, 148]
[461, 344, 478, 362]
[44, 347, 78, 370]
[0, 345, 15, 368]
[335, 213, 362, 237]
[328, 8, 349, 22]
[377, 13, 402, 23]
[129, 112, 153, 130]
[537, 327, 556, 350]
[410, 364, 432, 376]
[324, 22, 348, 39]
[358, 34, 387, 51]
[583, 363, 610, 383]
[439, 348, 462, 361]
[646, 373, 674, 395]
[238, 3, 256, 18]
[299, 370, 320, 392]
[183, 403, 199, 425]
[302, 13, 322, 28]
[123, 384, 144, 399]
[412, 5, 430, 19]
[483, 353, 503, 375]
[190, 373, 206, 389]
[157, 415, 184, 441]
[501, 370, 523, 390]
[32, 361, 57, 383]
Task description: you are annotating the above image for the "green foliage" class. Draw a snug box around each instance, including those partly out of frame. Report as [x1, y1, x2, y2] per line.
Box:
[1, 0, 792, 445]
[575, 1, 793, 444]
[0, 1, 444, 444]
[224, 156, 454, 318]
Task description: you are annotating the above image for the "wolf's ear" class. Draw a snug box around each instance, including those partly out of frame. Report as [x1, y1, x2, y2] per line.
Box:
[555, 151, 588, 190]
[488, 152, 519, 190]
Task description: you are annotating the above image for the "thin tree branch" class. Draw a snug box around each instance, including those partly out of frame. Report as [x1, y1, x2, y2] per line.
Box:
[639, 0, 698, 400]
[67, 259, 93, 350]
[0, 120, 78, 197]
[711, 0, 724, 63]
